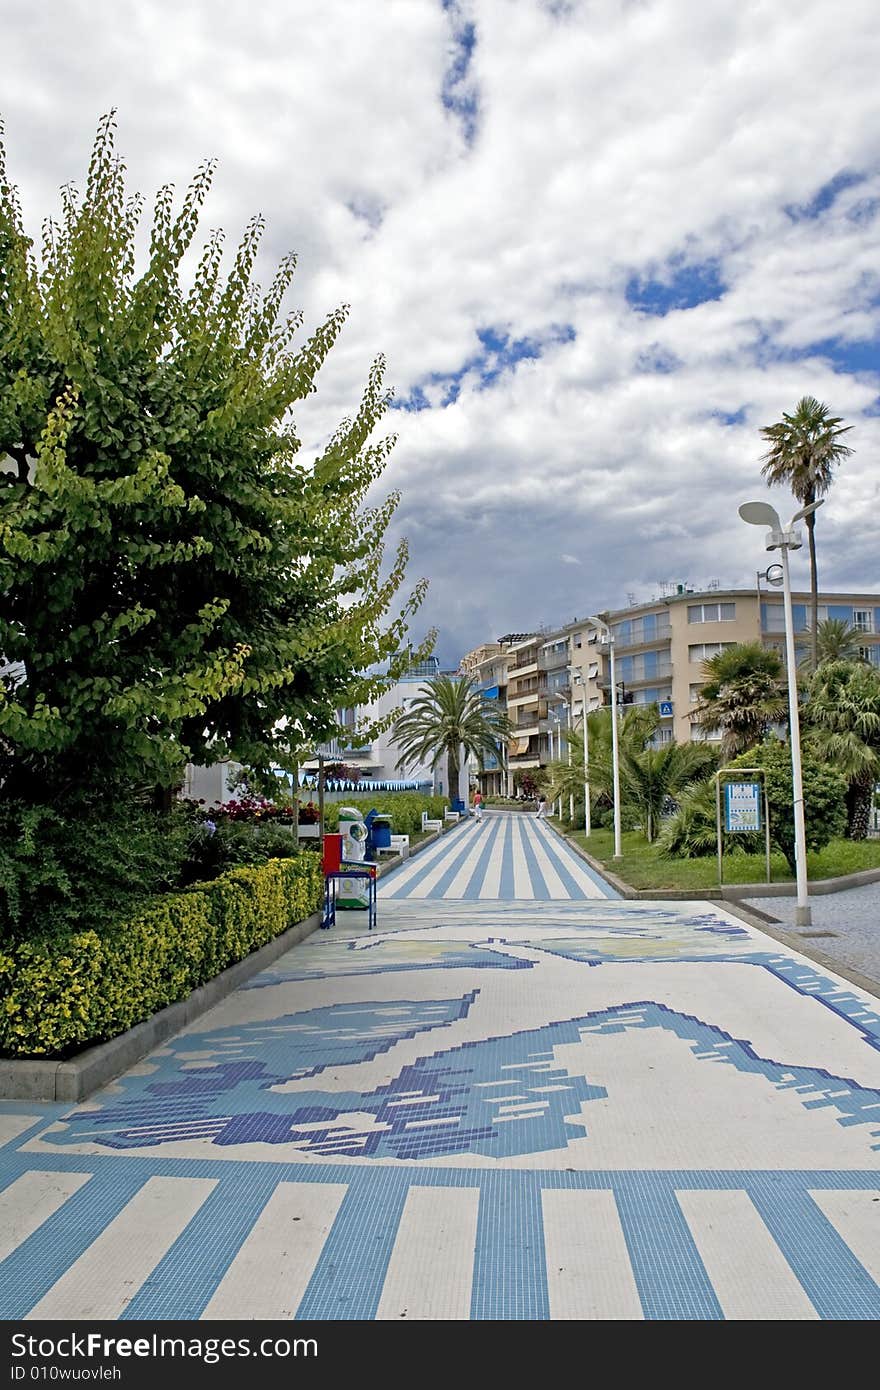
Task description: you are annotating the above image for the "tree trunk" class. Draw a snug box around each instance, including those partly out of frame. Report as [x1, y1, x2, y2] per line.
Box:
[446, 746, 459, 804]
[805, 501, 818, 672]
[846, 778, 873, 840]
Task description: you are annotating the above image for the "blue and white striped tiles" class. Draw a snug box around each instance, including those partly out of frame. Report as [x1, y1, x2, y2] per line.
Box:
[380, 813, 615, 900]
[0, 1154, 878, 1320]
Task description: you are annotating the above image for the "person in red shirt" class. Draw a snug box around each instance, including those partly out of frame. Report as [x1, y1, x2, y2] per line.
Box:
[473, 788, 484, 821]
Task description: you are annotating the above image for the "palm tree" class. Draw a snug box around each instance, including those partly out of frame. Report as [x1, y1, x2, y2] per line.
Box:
[391, 676, 511, 799]
[546, 703, 658, 816]
[547, 704, 714, 840]
[759, 397, 854, 670]
[691, 642, 787, 756]
[802, 618, 866, 668]
[619, 740, 718, 842]
[806, 660, 880, 838]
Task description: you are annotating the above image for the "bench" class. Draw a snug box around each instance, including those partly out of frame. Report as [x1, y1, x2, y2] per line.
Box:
[422, 811, 443, 833]
[444, 805, 461, 822]
[377, 834, 410, 860]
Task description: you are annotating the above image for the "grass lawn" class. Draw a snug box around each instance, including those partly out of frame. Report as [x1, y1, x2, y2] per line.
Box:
[559, 824, 880, 891]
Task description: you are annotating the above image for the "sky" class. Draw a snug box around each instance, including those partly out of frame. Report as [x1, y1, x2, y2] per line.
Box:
[3, 0, 880, 667]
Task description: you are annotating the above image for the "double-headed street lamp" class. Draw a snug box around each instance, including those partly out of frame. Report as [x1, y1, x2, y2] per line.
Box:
[738, 497, 823, 928]
[587, 615, 622, 859]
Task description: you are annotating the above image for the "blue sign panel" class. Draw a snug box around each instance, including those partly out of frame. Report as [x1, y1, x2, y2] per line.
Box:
[659, 701, 673, 718]
[724, 781, 761, 833]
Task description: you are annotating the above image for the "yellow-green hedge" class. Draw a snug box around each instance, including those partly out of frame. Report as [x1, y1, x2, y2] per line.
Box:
[0, 854, 323, 1058]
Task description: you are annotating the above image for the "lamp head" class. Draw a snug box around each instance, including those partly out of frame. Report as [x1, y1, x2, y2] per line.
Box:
[790, 498, 824, 527]
[739, 501, 781, 529]
[761, 563, 784, 588]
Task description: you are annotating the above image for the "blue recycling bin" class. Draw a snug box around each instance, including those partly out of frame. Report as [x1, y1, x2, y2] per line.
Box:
[372, 816, 392, 849]
[451, 797, 466, 815]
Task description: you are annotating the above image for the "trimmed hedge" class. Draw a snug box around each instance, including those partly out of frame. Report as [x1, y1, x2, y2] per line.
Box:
[0, 854, 323, 1059]
[321, 793, 447, 838]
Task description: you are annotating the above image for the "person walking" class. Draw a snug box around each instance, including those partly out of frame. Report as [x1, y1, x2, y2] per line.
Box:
[473, 788, 484, 821]
[536, 795, 548, 819]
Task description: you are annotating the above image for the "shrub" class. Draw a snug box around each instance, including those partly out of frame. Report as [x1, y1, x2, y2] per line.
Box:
[320, 793, 446, 838]
[729, 739, 847, 872]
[0, 796, 194, 941]
[657, 779, 762, 859]
[0, 854, 323, 1057]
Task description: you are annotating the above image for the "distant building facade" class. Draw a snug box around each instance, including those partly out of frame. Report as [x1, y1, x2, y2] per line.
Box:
[463, 587, 880, 785]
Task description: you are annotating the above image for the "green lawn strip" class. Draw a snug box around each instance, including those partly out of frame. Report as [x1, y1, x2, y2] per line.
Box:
[557, 824, 880, 891]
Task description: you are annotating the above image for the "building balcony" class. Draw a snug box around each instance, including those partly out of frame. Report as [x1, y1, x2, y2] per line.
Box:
[597, 662, 673, 690]
[609, 619, 671, 651]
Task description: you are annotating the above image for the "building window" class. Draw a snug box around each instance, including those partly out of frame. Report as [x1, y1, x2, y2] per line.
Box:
[853, 609, 874, 634]
[687, 602, 736, 623]
[859, 645, 880, 666]
[689, 683, 703, 703]
[688, 642, 735, 663]
[690, 726, 723, 743]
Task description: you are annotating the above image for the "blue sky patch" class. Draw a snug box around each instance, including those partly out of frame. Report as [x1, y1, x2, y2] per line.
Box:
[785, 169, 866, 222]
[392, 322, 576, 411]
[626, 258, 726, 315]
[441, 3, 478, 146]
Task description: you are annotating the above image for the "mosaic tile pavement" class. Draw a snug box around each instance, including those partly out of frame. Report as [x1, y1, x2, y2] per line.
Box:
[378, 811, 616, 899]
[2, 863, 880, 1318]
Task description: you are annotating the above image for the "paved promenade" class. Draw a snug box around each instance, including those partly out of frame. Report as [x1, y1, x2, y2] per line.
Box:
[1, 813, 879, 1320]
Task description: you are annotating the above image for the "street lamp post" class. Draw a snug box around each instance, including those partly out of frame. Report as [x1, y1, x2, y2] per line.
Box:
[552, 712, 563, 818]
[566, 700, 574, 824]
[570, 664, 591, 834]
[739, 498, 823, 928]
[588, 616, 622, 859]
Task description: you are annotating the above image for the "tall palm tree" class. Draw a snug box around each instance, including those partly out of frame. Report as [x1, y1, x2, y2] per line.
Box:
[759, 397, 854, 670]
[392, 676, 511, 799]
[691, 642, 787, 756]
[806, 660, 880, 839]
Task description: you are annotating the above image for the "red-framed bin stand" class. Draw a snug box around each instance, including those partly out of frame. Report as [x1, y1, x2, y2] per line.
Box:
[321, 833, 377, 931]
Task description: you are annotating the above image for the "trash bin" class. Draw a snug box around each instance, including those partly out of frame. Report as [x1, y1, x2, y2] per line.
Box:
[372, 815, 392, 849]
[451, 797, 466, 815]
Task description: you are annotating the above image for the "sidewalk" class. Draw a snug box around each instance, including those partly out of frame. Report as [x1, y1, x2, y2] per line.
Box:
[1, 814, 878, 1319]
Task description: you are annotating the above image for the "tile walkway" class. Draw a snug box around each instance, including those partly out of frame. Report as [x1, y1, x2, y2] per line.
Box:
[1, 814, 879, 1320]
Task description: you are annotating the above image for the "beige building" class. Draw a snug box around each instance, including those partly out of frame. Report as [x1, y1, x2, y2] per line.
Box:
[459, 635, 529, 795]
[465, 588, 880, 778]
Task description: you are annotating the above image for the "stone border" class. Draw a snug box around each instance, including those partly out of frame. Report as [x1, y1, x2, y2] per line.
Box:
[0, 815, 463, 1104]
[547, 821, 880, 901]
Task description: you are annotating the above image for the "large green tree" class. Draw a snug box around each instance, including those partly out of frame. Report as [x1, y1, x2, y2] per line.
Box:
[0, 115, 428, 803]
[759, 396, 854, 670]
[691, 642, 786, 756]
[392, 676, 511, 799]
[806, 660, 880, 839]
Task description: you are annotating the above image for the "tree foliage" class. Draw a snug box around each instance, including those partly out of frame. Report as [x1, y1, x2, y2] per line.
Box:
[392, 676, 511, 797]
[0, 113, 428, 803]
[691, 642, 787, 756]
[806, 660, 880, 839]
[729, 738, 846, 872]
[803, 618, 867, 669]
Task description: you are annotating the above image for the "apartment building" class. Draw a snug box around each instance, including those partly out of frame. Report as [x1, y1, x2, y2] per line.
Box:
[466, 586, 880, 776]
[460, 635, 529, 795]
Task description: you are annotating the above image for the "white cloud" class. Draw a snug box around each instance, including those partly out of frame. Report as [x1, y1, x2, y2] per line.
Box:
[3, 0, 879, 663]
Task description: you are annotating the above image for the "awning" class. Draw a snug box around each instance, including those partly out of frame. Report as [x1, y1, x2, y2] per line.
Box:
[481, 685, 500, 701]
[510, 737, 530, 755]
